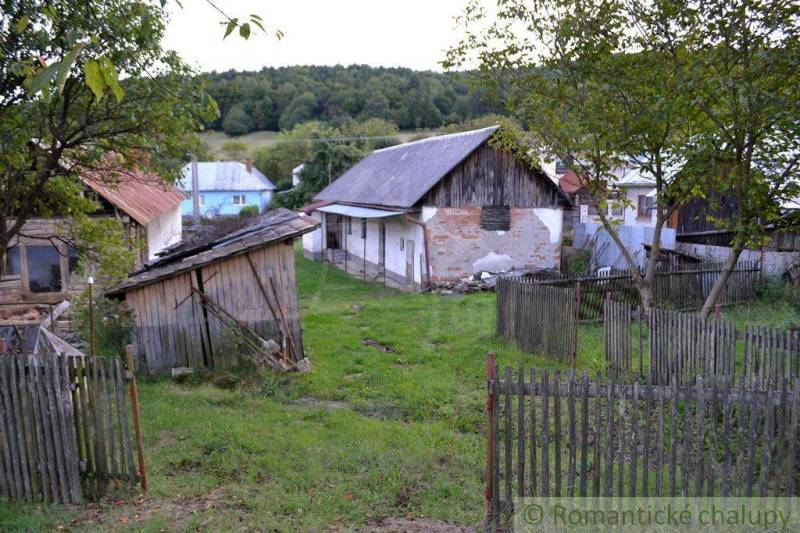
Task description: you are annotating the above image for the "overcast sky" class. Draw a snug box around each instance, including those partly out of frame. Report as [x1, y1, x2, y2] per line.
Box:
[162, 0, 473, 73]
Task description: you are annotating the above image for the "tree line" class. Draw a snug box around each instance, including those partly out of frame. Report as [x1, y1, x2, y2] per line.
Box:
[200, 65, 502, 135]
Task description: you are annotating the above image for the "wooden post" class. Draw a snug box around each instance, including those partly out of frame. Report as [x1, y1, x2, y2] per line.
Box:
[125, 345, 147, 492]
[88, 279, 95, 357]
[485, 351, 496, 522]
[573, 282, 582, 366]
[715, 303, 722, 320]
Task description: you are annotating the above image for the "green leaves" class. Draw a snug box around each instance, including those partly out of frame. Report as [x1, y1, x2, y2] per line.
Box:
[84, 59, 105, 101]
[84, 56, 125, 102]
[223, 18, 238, 39]
[28, 61, 59, 95]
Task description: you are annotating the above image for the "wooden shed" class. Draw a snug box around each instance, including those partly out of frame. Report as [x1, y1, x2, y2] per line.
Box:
[106, 209, 319, 375]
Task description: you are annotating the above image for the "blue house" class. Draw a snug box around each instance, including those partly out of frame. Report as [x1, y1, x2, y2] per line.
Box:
[178, 160, 277, 217]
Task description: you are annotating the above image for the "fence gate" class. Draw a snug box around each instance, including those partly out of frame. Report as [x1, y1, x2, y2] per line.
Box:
[0, 353, 143, 504]
[485, 359, 800, 528]
[496, 277, 577, 364]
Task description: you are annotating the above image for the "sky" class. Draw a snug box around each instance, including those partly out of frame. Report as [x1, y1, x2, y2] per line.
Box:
[162, 0, 474, 73]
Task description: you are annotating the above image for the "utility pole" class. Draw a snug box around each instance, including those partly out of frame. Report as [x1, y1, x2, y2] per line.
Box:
[191, 155, 200, 226]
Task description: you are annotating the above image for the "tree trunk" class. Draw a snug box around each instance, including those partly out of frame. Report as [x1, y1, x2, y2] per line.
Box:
[699, 240, 745, 318]
[593, 204, 658, 312]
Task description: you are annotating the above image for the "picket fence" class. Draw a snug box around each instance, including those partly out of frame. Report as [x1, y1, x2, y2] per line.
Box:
[496, 277, 577, 364]
[604, 300, 800, 388]
[530, 261, 760, 321]
[0, 353, 143, 504]
[485, 362, 800, 527]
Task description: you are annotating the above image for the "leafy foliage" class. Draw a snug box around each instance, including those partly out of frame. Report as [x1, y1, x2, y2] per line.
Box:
[255, 118, 400, 193]
[200, 65, 503, 134]
[0, 0, 216, 269]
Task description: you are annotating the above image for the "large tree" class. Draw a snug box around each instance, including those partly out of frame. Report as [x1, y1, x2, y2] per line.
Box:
[446, 0, 800, 315]
[0, 0, 217, 272]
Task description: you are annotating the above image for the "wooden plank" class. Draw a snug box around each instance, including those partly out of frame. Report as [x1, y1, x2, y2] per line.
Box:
[503, 366, 512, 507]
[517, 367, 525, 498]
[541, 369, 550, 496]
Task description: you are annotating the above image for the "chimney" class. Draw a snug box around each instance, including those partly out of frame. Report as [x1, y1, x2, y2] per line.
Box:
[245, 158, 253, 174]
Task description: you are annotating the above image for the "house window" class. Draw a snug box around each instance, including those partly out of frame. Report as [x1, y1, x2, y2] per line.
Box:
[27, 245, 62, 293]
[68, 246, 79, 274]
[637, 195, 654, 218]
[346, 217, 352, 235]
[399, 238, 405, 251]
[361, 218, 367, 239]
[481, 206, 511, 231]
[232, 195, 246, 206]
[3, 247, 20, 277]
[198, 195, 205, 206]
[609, 190, 624, 217]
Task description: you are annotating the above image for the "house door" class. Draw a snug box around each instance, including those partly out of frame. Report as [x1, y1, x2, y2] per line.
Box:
[325, 214, 343, 249]
[405, 239, 415, 287]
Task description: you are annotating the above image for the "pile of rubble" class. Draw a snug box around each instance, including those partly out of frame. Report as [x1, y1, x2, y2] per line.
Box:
[430, 268, 562, 295]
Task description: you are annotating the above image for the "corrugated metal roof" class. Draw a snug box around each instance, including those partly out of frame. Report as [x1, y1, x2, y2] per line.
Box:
[178, 161, 276, 192]
[317, 204, 403, 219]
[106, 208, 319, 296]
[314, 126, 500, 209]
[82, 171, 185, 227]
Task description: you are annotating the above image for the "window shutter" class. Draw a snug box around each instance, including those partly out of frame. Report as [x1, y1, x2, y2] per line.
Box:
[481, 206, 511, 231]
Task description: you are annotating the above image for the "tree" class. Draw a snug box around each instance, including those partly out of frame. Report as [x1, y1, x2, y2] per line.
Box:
[0, 0, 216, 274]
[447, 0, 800, 315]
[279, 91, 318, 130]
[222, 104, 254, 136]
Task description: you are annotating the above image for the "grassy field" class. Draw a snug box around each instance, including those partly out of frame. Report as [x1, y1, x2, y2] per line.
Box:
[1, 250, 795, 531]
[199, 129, 442, 160]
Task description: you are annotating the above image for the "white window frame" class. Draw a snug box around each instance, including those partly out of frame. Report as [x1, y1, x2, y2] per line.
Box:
[198, 194, 205, 206]
[232, 194, 246, 206]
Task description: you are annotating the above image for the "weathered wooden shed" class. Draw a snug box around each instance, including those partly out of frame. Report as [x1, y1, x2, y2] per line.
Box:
[106, 209, 319, 375]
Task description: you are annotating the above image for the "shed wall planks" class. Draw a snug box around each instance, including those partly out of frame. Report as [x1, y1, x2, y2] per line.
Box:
[125, 241, 303, 374]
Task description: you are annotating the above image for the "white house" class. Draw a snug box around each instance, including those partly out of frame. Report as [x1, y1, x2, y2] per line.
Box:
[301, 127, 571, 289]
[564, 166, 658, 227]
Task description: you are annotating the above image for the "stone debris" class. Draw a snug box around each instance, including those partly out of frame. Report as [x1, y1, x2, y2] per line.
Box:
[431, 268, 560, 295]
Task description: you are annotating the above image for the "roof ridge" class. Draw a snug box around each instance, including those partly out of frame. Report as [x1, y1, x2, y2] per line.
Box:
[373, 125, 499, 153]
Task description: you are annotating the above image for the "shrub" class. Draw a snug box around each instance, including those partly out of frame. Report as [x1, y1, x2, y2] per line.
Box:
[222, 105, 253, 136]
[238, 205, 259, 218]
[753, 275, 786, 302]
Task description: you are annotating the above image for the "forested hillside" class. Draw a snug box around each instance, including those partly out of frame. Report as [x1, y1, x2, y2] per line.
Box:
[200, 65, 502, 135]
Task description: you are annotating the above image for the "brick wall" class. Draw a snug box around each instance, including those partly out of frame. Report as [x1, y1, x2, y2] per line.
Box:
[423, 207, 562, 281]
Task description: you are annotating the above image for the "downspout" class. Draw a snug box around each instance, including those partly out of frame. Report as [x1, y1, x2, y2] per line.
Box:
[405, 213, 432, 290]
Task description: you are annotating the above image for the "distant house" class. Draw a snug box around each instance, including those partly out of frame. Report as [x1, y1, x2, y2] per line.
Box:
[178, 160, 277, 217]
[1, 170, 184, 306]
[107, 209, 319, 375]
[561, 166, 657, 228]
[302, 126, 570, 288]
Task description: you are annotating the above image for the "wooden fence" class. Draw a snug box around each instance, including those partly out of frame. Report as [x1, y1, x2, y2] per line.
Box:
[485, 360, 800, 526]
[604, 300, 800, 388]
[530, 261, 760, 320]
[0, 353, 144, 504]
[496, 277, 577, 364]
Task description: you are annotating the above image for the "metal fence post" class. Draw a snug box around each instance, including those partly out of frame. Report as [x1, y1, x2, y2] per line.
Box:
[485, 351, 496, 523]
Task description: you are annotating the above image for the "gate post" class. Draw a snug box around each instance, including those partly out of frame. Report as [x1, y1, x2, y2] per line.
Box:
[485, 351, 496, 523]
[125, 344, 148, 493]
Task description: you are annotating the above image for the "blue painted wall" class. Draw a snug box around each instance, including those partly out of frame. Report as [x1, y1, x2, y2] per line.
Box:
[180, 190, 272, 217]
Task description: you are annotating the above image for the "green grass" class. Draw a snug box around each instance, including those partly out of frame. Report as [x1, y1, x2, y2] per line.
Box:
[2, 249, 796, 530]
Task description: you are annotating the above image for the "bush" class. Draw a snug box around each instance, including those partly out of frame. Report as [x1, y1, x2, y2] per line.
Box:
[753, 275, 786, 302]
[74, 295, 135, 356]
[221, 140, 248, 160]
[238, 205, 259, 218]
[222, 105, 253, 136]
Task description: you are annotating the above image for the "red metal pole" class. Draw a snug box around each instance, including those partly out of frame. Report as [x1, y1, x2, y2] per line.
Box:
[485, 351, 496, 521]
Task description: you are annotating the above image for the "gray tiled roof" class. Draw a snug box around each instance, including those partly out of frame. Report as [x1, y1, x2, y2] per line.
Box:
[314, 126, 499, 209]
[179, 161, 276, 192]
